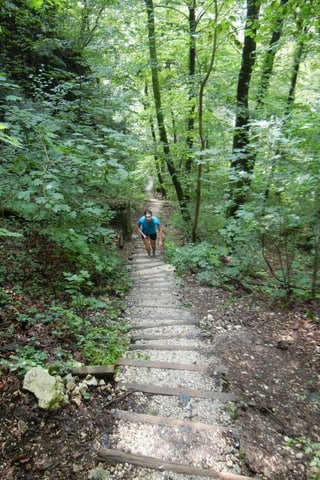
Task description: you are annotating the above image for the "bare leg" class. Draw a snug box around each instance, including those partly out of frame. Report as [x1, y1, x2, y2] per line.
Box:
[142, 236, 151, 255]
[150, 238, 156, 255]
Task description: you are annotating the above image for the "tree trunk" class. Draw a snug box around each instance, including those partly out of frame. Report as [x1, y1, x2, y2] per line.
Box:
[191, 0, 218, 242]
[227, 0, 260, 218]
[185, 1, 196, 174]
[285, 31, 306, 114]
[144, 82, 167, 198]
[144, 0, 190, 222]
[256, 0, 288, 108]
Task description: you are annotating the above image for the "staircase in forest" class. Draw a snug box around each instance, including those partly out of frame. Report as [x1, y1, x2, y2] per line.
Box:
[97, 198, 255, 480]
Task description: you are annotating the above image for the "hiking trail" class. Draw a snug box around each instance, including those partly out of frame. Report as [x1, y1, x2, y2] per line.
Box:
[98, 197, 255, 480]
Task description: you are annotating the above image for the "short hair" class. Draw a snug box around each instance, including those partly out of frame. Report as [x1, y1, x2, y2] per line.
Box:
[144, 209, 152, 216]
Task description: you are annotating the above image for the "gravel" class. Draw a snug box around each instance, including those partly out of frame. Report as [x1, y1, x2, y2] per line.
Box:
[102, 200, 245, 479]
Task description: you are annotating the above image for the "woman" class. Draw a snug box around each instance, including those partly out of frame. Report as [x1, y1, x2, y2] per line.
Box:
[136, 209, 163, 256]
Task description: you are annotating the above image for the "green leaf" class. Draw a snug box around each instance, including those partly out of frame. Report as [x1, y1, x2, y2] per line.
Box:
[51, 204, 71, 213]
[0, 228, 23, 238]
[27, 0, 43, 8]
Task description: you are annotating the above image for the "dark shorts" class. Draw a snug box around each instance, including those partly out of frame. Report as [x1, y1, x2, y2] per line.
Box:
[142, 233, 157, 240]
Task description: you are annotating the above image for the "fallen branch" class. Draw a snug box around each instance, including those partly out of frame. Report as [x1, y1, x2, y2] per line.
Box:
[100, 389, 135, 410]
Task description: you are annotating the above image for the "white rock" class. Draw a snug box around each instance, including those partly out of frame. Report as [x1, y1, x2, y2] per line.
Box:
[23, 367, 68, 411]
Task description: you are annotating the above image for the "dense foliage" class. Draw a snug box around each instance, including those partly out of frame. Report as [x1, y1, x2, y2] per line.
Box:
[0, 0, 138, 373]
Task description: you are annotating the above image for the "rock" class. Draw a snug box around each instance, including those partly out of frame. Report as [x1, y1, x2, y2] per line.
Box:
[17, 420, 28, 434]
[178, 392, 191, 406]
[66, 381, 76, 392]
[84, 375, 98, 386]
[73, 382, 89, 395]
[277, 336, 295, 350]
[23, 367, 68, 411]
[73, 463, 83, 473]
[88, 467, 110, 479]
[72, 393, 82, 406]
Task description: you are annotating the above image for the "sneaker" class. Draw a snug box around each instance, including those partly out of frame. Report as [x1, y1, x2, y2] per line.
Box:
[152, 250, 156, 256]
[147, 250, 151, 256]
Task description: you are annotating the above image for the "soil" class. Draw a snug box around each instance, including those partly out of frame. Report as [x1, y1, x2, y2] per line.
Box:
[182, 276, 320, 479]
[1, 200, 320, 480]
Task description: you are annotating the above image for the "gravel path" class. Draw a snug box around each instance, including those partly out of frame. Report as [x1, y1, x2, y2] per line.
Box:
[99, 198, 253, 480]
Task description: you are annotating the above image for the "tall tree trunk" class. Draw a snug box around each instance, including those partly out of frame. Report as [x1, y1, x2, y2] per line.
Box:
[191, 0, 218, 242]
[256, 0, 288, 107]
[144, 82, 167, 198]
[285, 30, 306, 114]
[144, 0, 190, 222]
[150, 118, 167, 198]
[227, 0, 261, 218]
[185, 1, 196, 174]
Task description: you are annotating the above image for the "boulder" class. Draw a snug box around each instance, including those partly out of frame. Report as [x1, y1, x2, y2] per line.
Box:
[23, 367, 68, 410]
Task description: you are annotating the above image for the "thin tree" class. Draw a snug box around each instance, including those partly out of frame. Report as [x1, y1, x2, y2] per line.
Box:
[144, 0, 190, 222]
[227, 0, 261, 218]
[285, 22, 308, 115]
[256, 0, 288, 108]
[185, 1, 197, 174]
[144, 82, 167, 198]
[191, 0, 218, 242]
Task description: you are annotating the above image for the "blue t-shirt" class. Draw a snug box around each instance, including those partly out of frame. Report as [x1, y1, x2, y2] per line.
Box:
[137, 216, 160, 235]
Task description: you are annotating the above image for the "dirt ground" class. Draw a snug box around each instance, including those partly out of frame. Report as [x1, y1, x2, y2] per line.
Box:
[1, 200, 320, 479]
[182, 275, 320, 479]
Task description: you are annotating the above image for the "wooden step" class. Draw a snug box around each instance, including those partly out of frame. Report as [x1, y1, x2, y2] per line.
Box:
[70, 365, 114, 378]
[133, 273, 169, 280]
[128, 344, 201, 351]
[112, 409, 226, 432]
[116, 358, 226, 374]
[69, 358, 227, 379]
[128, 319, 199, 329]
[118, 381, 236, 401]
[130, 260, 164, 266]
[127, 302, 181, 309]
[98, 448, 253, 479]
[132, 280, 177, 287]
[128, 304, 188, 309]
[130, 332, 198, 342]
[127, 286, 180, 293]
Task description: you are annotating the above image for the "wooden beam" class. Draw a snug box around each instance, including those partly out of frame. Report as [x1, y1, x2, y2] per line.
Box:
[128, 344, 201, 351]
[69, 359, 226, 379]
[98, 448, 254, 479]
[116, 358, 225, 374]
[128, 304, 189, 309]
[112, 409, 226, 432]
[130, 333, 198, 342]
[118, 382, 236, 401]
[70, 365, 114, 378]
[128, 319, 199, 330]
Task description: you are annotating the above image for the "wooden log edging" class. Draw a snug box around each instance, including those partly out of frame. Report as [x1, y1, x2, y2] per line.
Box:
[112, 409, 227, 432]
[70, 365, 114, 378]
[116, 358, 226, 374]
[130, 332, 199, 342]
[98, 448, 255, 480]
[128, 318, 199, 329]
[69, 359, 226, 378]
[128, 344, 202, 351]
[118, 381, 236, 401]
